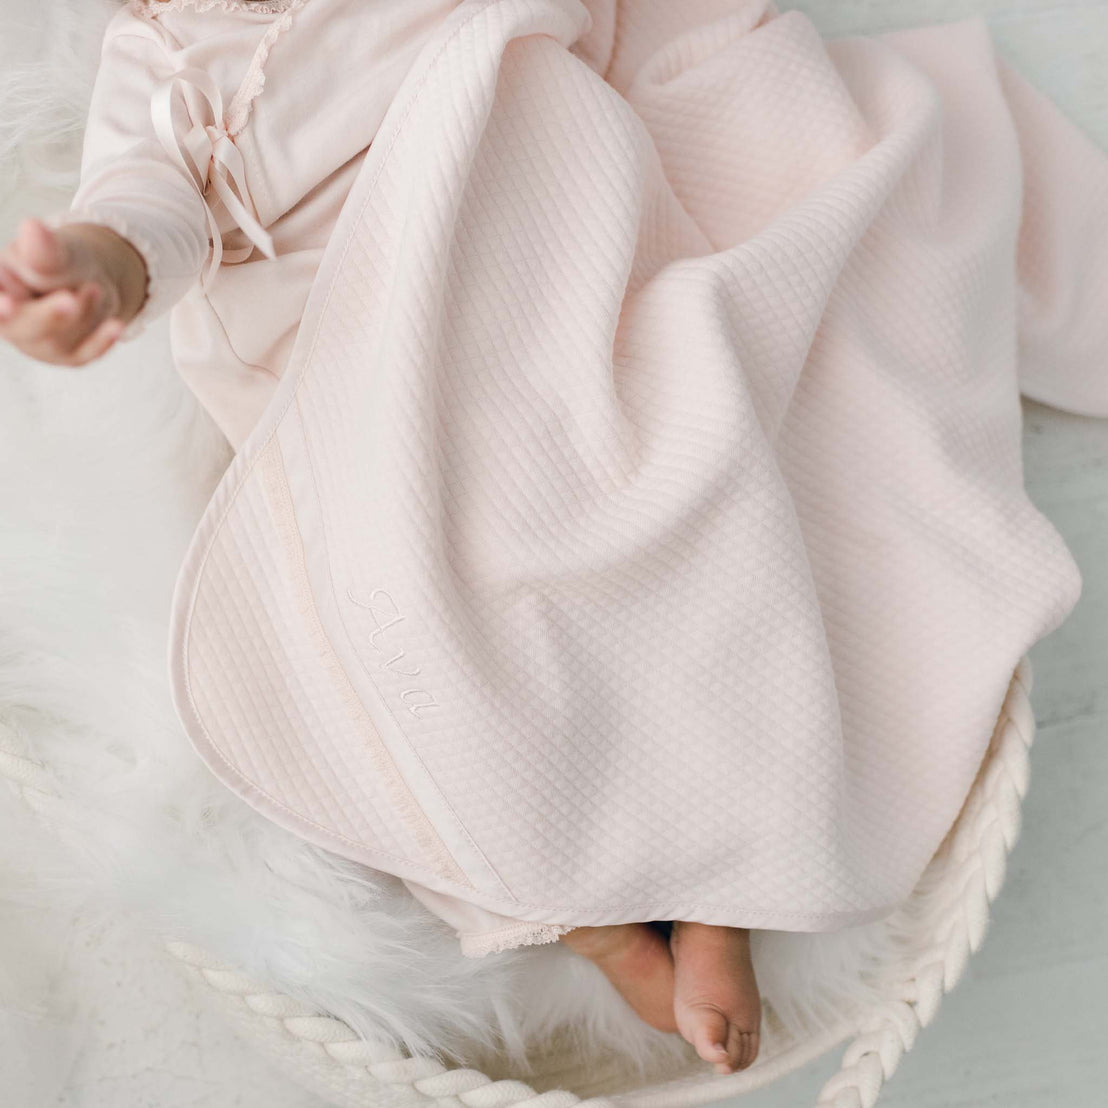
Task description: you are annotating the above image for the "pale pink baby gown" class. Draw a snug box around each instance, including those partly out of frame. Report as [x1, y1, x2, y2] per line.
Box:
[54, 0, 569, 956]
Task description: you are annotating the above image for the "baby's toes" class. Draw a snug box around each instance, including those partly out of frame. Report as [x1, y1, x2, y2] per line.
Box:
[677, 1003, 760, 1073]
[724, 1020, 760, 1073]
[670, 923, 762, 1072]
[680, 1002, 732, 1069]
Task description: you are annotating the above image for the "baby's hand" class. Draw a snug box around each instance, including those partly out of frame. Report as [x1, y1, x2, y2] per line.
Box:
[0, 217, 146, 367]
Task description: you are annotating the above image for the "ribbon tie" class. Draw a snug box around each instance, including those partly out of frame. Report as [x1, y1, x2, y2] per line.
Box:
[151, 67, 277, 291]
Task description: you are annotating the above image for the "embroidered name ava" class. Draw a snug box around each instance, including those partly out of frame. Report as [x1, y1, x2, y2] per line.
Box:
[346, 586, 440, 718]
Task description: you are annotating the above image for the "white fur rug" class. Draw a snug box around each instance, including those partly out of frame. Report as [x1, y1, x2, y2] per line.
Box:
[0, 0, 1070, 1102]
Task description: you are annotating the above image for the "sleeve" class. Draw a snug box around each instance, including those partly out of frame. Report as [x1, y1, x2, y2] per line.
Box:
[45, 15, 212, 340]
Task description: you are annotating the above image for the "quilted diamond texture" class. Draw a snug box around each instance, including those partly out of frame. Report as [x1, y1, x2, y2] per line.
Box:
[169, 0, 1097, 936]
[186, 449, 427, 866]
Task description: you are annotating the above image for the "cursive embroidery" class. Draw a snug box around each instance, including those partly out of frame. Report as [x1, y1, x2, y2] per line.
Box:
[346, 585, 440, 717]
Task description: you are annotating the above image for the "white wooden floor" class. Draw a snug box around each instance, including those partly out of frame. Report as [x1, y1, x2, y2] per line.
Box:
[1, 2, 1105, 1106]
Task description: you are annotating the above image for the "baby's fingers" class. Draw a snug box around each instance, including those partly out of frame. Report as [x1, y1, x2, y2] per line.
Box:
[51, 281, 107, 350]
[0, 286, 119, 366]
[0, 263, 33, 315]
[8, 217, 70, 288]
[0, 287, 82, 347]
[68, 316, 125, 366]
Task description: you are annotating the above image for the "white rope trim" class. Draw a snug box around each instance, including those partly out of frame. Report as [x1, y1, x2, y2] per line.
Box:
[164, 940, 602, 1108]
[0, 659, 1037, 1108]
[813, 657, 1035, 1108]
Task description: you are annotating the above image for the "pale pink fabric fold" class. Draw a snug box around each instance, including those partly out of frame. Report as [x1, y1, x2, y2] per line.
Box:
[157, 0, 1107, 950]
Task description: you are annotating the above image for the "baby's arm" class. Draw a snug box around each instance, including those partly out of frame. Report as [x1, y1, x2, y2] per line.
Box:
[0, 16, 212, 366]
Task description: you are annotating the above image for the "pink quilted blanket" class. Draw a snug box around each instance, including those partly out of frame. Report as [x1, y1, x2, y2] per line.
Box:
[167, 0, 1108, 938]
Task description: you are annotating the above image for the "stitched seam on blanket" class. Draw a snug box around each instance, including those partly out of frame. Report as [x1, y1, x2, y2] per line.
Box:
[175, 0, 507, 886]
[295, 394, 517, 900]
[178, 649, 430, 867]
[257, 436, 471, 885]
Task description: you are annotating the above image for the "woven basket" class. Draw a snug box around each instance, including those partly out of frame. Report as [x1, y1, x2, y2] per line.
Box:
[1, 658, 1036, 1108]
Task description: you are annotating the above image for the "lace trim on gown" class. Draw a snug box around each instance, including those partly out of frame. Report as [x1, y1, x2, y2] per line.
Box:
[131, 1, 299, 18]
[130, 0, 310, 136]
[226, 0, 310, 134]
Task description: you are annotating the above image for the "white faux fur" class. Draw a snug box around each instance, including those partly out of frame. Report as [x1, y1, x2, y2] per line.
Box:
[0, 0, 903, 1090]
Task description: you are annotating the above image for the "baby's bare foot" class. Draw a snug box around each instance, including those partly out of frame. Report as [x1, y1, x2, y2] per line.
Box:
[559, 924, 678, 1033]
[670, 922, 761, 1073]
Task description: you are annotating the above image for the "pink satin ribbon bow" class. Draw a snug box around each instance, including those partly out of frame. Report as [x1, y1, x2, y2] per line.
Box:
[151, 67, 277, 290]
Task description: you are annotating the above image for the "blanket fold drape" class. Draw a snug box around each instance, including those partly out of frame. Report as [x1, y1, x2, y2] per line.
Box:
[167, 0, 1107, 935]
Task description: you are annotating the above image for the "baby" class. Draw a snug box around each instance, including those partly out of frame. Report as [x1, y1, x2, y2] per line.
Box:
[0, 0, 761, 1072]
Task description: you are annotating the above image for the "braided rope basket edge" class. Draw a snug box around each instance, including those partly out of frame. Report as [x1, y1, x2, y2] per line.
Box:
[0, 657, 1035, 1108]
